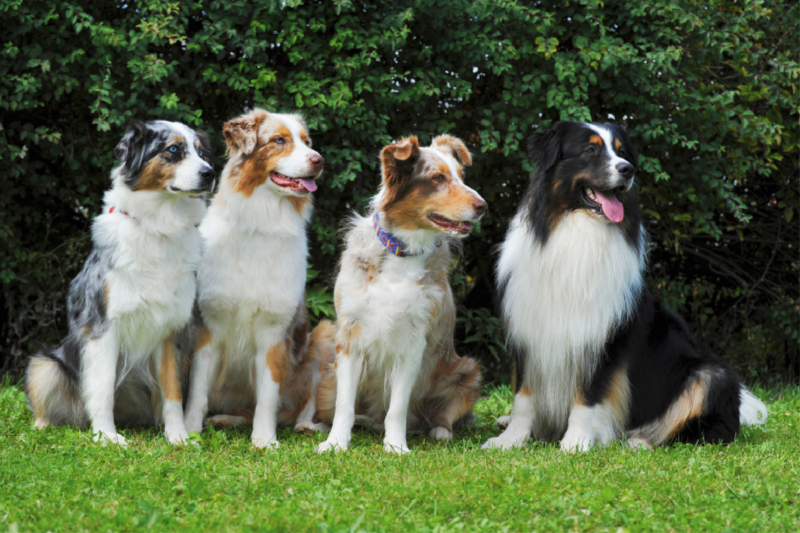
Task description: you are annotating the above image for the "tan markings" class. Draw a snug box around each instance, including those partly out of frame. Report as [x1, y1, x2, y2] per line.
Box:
[432, 134, 472, 166]
[589, 135, 603, 146]
[518, 384, 532, 397]
[232, 120, 295, 197]
[425, 353, 482, 430]
[27, 358, 58, 422]
[103, 281, 110, 307]
[356, 257, 380, 283]
[170, 134, 184, 145]
[384, 176, 479, 232]
[195, 327, 212, 352]
[300, 131, 310, 145]
[633, 369, 709, 445]
[436, 163, 452, 180]
[266, 340, 290, 392]
[287, 196, 311, 216]
[614, 139, 621, 151]
[603, 368, 631, 429]
[160, 336, 182, 402]
[135, 157, 175, 191]
[571, 171, 590, 185]
[573, 387, 586, 406]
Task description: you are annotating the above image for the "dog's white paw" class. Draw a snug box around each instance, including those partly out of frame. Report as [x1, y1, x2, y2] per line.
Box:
[560, 433, 595, 453]
[293, 421, 330, 434]
[34, 418, 50, 430]
[316, 437, 349, 453]
[495, 415, 512, 429]
[252, 436, 280, 449]
[184, 413, 204, 435]
[93, 431, 128, 447]
[205, 415, 247, 428]
[481, 434, 528, 450]
[383, 440, 411, 455]
[429, 426, 452, 441]
[165, 426, 190, 445]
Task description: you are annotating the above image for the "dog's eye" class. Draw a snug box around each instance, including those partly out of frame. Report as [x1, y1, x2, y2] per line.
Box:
[432, 174, 446, 183]
[617, 148, 626, 157]
[275, 137, 285, 144]
[168, 146, 178, 153]
[584, 146, 597, 155]
[198, 149, 204, 157]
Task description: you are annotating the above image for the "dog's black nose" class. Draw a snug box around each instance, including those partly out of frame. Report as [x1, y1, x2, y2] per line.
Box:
[201, 167, 215, 180]
[617, 161, 634, 178]
[473, 198, 487, 215]
[310, 154, 325, 167]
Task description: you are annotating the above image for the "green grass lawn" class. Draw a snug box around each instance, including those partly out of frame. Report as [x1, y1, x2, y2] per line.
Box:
[1, 383, 797, 533]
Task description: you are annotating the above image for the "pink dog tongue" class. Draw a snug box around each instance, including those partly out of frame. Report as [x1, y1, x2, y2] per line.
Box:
[593, 189, 624, 223]
[298, 178, 317, 192]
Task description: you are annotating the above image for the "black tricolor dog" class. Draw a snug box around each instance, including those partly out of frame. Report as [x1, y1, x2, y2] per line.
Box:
[483, 121, 767, 452]
[25, 120, 215, 445]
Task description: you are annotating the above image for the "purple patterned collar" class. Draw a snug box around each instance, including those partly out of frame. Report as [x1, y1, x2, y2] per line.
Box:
[372, 214, 420, 257]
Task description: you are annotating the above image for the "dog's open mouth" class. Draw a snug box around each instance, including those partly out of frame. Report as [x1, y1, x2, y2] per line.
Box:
[427, 213, 473, 234]
[584, 187, 624, 223]
[270, 171, 318, 193]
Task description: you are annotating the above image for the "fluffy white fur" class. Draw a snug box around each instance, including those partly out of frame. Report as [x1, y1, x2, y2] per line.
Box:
[483, 210, 645, 449]
[86, 170, 206, 445]
[183, 112, 320, 449]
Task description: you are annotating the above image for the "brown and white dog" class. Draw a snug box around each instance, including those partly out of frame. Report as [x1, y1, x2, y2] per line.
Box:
[182, 108, 330, 448]
[316, 135, 485, 454]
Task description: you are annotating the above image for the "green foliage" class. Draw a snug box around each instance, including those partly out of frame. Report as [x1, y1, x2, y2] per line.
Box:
[1, 0, 797, 380]
[1, 383, 798, 532]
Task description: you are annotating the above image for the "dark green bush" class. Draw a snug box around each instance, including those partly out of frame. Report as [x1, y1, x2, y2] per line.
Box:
[1, 0, 797, 383]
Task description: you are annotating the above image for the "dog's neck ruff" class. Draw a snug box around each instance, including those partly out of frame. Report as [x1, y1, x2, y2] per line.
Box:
[372, 213, 421, 257]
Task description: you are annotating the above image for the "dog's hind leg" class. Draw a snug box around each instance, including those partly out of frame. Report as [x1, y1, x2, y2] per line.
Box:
[154, 336, 190, 445]
[82, 330, 127, 446]
[427, 355, 482, 441]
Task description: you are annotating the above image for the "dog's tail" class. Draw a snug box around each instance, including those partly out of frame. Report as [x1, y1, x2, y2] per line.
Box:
[25, 336, 88, 429]
[739, 386, 768, 426]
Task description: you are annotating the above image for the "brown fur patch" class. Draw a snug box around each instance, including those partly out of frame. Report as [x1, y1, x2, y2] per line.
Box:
[356, 257, 380, 283]
[384, 176, 478, 232]
[232, 120, 295, 197]
[135, 156, 175, 191]
[432, 134, 472, 166]
[518, 384, 532, 397]
[614, 138, 621, 151]
[195, 327, 212, 352]
[287, 196, 310, 215]
[266, 340, 291, 392]
[160, 337, 182, 402]
[603, 367, 631, 428]
[589, 134, 603, 146]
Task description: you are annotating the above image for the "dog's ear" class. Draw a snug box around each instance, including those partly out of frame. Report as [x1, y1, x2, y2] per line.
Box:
[527, 123, 563, 173]
[432, 134, 472, 167]
[114, 119, 147, 169]
[223, 109, 267, 156]
[379, 136, 421, 207]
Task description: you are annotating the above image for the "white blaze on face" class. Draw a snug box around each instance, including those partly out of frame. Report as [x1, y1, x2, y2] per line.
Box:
[425, 148, 486, 221]
[165, 121, 213, 192]
[587, 124, 632, 188]
[270, 115, 322, 180]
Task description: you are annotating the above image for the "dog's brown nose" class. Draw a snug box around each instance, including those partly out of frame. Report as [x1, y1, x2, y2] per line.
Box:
[473, 198, 487, 215]
[310, 154, 325, 167]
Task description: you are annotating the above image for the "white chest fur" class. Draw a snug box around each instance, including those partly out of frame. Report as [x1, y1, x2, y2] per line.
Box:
[497, 210, 645, 434]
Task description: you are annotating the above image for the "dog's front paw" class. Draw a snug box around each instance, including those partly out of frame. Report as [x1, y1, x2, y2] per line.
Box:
[429, 426, 452, 441]
[93, 431, 128, 447]
[252, 436, 280, 449]
[165, 426, 190, 445]
[626, 435, 653, 450]
[495, 415, 512, 429]
[316, 436, 349, 453]
[184, 413, 205, 435]
[481, 434, 528, 450]
[383, 439, 411, 455]
[560, 432, 595, 453]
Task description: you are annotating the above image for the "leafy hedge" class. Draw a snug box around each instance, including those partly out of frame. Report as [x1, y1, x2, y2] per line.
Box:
[1, 0, 798, 383]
